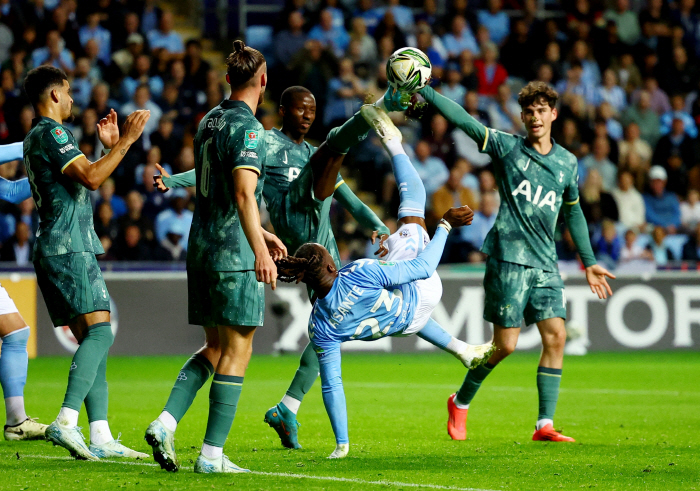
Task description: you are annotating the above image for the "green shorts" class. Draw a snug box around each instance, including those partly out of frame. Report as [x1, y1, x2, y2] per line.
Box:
[483, 257, 566, 328]
[188, 269, 264, 327]
[34, 252, 110, 327]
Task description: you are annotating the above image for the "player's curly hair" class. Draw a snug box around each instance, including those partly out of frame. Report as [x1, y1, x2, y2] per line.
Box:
[517, 81, 559, 109]
[276, 244, 328, 284]
[226, 40, 266, 89]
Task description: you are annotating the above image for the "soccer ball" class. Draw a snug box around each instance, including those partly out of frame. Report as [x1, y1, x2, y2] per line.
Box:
[386, 47, 432, 93]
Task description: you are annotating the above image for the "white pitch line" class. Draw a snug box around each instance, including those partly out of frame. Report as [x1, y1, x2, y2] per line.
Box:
[18, 454, 495, 491]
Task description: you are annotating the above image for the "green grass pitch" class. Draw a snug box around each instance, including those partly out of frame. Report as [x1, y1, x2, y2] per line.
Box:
[1, 352, 699, 490]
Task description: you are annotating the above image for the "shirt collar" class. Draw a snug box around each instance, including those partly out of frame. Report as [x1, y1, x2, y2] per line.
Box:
[220, 99, 254, 114]
[31, 116, 59, 128]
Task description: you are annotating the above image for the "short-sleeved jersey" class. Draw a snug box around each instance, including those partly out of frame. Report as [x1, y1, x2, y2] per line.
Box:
[480, 128, 579, 272]
[263, 128, 343, 264]
[309, 258, 419, 351]
[187, 100, 266, 272]
[23, 117, 103, 259]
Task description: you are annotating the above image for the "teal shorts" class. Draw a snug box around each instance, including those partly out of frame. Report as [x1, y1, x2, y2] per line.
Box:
[34, 252, 110, 327]
[188, 269, 264, 327]
[483, 257, 566, 328]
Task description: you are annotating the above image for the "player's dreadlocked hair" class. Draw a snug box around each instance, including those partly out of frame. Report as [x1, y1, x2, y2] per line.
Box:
[276, 244, 328, 284]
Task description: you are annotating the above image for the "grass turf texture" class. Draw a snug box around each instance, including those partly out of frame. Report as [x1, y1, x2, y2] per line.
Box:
[1, 352, 698, 490]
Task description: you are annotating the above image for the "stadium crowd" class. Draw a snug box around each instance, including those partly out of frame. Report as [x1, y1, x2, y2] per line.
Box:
[1, 0, 700, 272]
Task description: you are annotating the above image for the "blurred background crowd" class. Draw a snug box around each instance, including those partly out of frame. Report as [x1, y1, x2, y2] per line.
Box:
[1, 0, 700, 273]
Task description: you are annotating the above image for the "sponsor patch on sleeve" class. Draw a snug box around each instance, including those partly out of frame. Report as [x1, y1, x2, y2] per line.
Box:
[244, 130, 259, 149]
[51, 127, 69, 144]
[378, 261, 396, 266]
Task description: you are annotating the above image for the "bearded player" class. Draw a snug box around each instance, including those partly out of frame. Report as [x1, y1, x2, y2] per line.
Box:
[417, 81, 615, 442]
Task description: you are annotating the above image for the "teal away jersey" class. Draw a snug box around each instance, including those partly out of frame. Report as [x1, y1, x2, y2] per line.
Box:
[24, 117, 103, 259]
[187, 100, 266, 272]
[480, 129, 579, 272]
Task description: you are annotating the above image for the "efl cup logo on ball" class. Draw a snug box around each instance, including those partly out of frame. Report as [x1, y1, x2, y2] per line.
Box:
[53, 298, 119, 353]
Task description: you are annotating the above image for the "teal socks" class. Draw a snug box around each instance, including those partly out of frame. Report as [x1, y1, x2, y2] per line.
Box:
[83, 350, 109, 422]
[203, 374, 243, 447]
[62, 323, 114, 412]
[326, 111, 371, 154]
[285, 343, 319, 402]
[537, 367, 562, 421]
[455, 362, 495, 406]
[163, 354, 214, 422]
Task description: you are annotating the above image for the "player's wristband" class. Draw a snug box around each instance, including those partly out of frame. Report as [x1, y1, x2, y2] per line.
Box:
[437, 219, 452, 233]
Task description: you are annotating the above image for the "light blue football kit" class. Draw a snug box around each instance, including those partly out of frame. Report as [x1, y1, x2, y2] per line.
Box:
[0, 142, 31, 204]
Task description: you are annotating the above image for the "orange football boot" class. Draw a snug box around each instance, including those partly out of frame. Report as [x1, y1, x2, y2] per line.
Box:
[447, 393, 468, 440]
[532, 423, 575, 442]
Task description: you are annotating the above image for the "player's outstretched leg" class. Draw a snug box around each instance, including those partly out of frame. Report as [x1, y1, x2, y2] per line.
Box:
[85, 351, 148, 459]
[146, 334, 217, 471]
[1, 324, 48, 441]
[416, 319, 495, 370]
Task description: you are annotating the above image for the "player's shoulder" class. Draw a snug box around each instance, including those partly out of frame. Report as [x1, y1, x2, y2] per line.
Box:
[552, 143, 578, 169]
[339, 258, 379, 277]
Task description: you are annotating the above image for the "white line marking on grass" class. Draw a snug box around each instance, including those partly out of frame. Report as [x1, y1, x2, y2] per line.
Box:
[20, 454, 495, 491]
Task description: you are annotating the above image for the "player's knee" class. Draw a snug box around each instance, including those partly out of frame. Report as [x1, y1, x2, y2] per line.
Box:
[495, 339, 516, 357]
[542, 328, 567, 351]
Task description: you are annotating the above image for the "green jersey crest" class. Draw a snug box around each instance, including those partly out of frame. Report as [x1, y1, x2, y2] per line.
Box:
[244, 130, 259, 149]
[51, 127, 68, 144]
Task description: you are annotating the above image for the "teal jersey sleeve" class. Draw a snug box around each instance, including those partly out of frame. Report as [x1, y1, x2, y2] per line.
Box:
[42, 125, 84, 173]
[162, 169, 196, 188]
[334, 182, 390, 236]
[563, 202, 596, 268]
[227, 127, 265, 176]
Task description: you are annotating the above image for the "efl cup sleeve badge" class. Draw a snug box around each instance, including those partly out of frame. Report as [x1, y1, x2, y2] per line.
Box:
[244, 130, 259, 149]
[51, 127, 69, 144]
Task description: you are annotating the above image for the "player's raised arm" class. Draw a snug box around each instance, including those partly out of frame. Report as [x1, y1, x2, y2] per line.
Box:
[155, 165, 196, 192]
[370, 206, 473, 287]
[419, 85, 488, 149]
[0, 142, 23, 165]
[63, 109, 150, 191]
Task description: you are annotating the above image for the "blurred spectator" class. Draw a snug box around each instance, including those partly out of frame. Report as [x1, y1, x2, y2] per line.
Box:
[556, 62, 596, 106]
[415, 25, 444, 70]
[96, 178, 127, 219]
[619, 122, 652, 169]
[621, 228, 653, 262]
[647, 225, 673, 265]
[354, 0, 383, 35]
[682, 223, 700, 260]
[150, 117, 181, 167]
[137, 163, 168, 220]
[500, 19, 531, 81]
[622, 90, 661, 146]
[487, 83, 523, 134]
[432, 166, 479, 220]
[442, 15, 479, 59]
[155, 189, 192, 250]
[348, 17, 377, 66]
[31, 30, 74, 74]
[660, 95, 698, 138]
[596, 69, 626, 113]
[681, 189, 700, 232]
[275, 11, 307, 68]
[122, 54, 164, 103]
[595, 219, 622, 265]
[118, 190, 155, 244]
[474, 42, 507, 97]
[407, 140, 449, 199]
[0, 222, 30, 265]
[425, 114, 456, 167]
[324, 58, 365, 126]
[71, 58, 94, 110]
[644, 165, 681, 233]
[612, 170, 646, 231]
[309, 8, 350, 59]
[183, 40, 211, 93]
[147, 12, 184, 60]
[440, 66, 467, 105]
[89, 83, 115, 120]
[580, 168, 619, 226]
[374, 11, 407, 55]
[93, 201, 119, 242]
[603, 0, 640, 46]
[121, 84, 162, 148]
[477, 0, 510, 46]
[591, 118, 618, 165]
[611, 52, 642, 95]
[661, 46, 699, 96]
[653, 118, 695, 195]
[152, 220, 186, 261]
[461, 191, 498, 250]
[580, 138, 618, 192]
[634, 78, 670, 116]
[385, 0, 414, 34]
[79, 11, 111, 65]
[558, 118, 584, 158]
[111, 34, 145, 80]
[115, 224, 151, 261]
[598, 102, 623, 141]
[565, 40, 601, 87]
